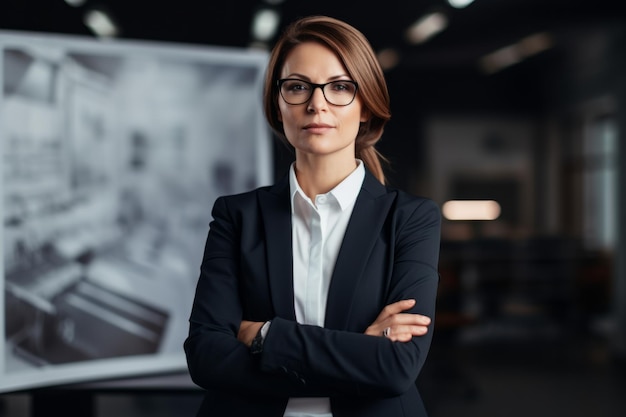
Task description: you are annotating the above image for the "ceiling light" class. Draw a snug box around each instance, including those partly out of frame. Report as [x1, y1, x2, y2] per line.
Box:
[64, 0, 87, 6]
[447, 0, 475, 9]
[84, 9, 119, 38]
[442, 200, 501, 221]
[479, 32, 553, 74]
[376, 48, 400, 71]
[252, 8, 280, 42]
[479, 44, 521, 74]
[406, 12, 448, 44]
[517, 32, 553, 57]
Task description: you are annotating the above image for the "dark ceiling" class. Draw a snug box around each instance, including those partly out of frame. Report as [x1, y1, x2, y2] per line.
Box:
[1, 0, 623, 72]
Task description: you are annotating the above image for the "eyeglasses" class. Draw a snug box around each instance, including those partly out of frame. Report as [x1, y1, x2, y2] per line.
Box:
[277, 78, 359, 106]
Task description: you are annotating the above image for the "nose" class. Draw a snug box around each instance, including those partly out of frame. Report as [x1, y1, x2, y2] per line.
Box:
[307, 86, 328, 112]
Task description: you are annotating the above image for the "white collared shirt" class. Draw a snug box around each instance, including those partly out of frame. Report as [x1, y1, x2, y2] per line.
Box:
[284, 160, 365, 417]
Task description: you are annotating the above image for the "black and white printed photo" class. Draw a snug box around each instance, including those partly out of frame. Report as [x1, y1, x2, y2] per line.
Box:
[1, 31, 271, 393]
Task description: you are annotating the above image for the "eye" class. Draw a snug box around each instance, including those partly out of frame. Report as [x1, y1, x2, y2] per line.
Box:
[283, 80, 310, 92]
[330, 81, 355, 93]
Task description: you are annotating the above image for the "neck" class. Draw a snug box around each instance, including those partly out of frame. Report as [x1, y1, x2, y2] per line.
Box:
[294, 154, 357, 199]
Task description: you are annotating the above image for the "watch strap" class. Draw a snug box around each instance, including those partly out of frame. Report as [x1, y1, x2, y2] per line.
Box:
[250, 321, 270, 355]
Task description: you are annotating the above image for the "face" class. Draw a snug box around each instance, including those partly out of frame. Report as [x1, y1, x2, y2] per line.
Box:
[277, 42, 368, 161]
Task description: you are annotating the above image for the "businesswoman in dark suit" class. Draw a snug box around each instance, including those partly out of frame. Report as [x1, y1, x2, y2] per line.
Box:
[185, 15, 441, 417]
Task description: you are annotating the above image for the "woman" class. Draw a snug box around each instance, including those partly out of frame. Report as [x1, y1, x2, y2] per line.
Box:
[184, 15, 441, 417]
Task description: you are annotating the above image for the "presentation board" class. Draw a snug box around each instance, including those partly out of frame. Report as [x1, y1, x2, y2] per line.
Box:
[0, 30, 271, 393]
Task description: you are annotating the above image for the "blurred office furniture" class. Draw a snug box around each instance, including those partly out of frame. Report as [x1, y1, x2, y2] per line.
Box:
[438, 236, 583, 340]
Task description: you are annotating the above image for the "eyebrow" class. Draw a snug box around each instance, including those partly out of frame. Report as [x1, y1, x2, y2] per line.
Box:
[283, 73, 352, 81]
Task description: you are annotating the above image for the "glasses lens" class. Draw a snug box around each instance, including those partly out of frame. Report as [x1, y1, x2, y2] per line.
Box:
[280, 80, 312, 105]
[323, 81, 357, 106]
[279, 80, 357, 105]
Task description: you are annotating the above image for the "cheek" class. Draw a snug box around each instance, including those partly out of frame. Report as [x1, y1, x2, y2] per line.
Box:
[278, 103, 297, 140]
[344, 120, 361, 141]
[344, 109, 365, 134]
[277, 102, 283, 122]
[278, 101, 291, 124]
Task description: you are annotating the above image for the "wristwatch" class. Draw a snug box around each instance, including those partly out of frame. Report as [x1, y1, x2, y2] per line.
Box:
[250, 321, 271, 356]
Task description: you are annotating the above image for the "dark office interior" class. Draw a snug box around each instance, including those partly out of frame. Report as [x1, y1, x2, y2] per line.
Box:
[2, 0, 626, 416]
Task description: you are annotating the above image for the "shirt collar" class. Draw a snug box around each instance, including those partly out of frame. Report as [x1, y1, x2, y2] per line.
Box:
[289, 160, 365, 212]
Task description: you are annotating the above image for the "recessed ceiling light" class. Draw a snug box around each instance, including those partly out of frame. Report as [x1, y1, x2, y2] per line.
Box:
[64, 0, 87, 7]
[447, 0, 475, 9]
[84, 9, 119, 38]
[405, 12, 448, 44]
[252, 8, 280, 42]
[377, 48, 401, 71]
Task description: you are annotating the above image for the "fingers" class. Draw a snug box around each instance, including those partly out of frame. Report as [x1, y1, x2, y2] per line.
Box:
[383, 324, 429, 342]
[379, 299, 416, 319]
[365, 299, 431, 340]
[378, 312, 431, 331]
[382, 313, 431, 342]
[389, 313, 431, 327]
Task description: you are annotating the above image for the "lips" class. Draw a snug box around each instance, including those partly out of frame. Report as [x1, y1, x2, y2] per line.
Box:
[303, 123, 333, 130]
[303, 123, 334, 135]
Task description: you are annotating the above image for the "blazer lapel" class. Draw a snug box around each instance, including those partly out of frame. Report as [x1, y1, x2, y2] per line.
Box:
[258, 176, 296, 321]
[325, 172, 395, 330]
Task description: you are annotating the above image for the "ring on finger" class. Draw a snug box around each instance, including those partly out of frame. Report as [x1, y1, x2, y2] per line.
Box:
[383, 327, 391, 338]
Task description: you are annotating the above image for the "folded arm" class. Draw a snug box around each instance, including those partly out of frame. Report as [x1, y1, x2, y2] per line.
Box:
[251, 197, 441, 396]
[185, 195, 441, 398]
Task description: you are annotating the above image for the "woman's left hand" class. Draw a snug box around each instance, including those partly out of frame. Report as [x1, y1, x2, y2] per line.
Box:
[364, 299, 431, 342]
[238, 320, 263, 347]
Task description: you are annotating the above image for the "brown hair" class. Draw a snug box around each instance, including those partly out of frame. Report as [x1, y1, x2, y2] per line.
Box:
[263, 15, 391, 184]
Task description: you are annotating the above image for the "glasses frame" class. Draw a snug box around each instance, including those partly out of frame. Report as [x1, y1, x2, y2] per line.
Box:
[277, 78, 359, 106]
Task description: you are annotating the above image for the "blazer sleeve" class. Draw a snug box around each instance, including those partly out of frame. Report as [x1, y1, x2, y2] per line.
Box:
[184, 196, 331, 398]
[258, 196, 441, 397]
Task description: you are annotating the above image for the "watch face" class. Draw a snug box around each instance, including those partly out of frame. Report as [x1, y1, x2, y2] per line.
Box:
[251, 331, 264, 355]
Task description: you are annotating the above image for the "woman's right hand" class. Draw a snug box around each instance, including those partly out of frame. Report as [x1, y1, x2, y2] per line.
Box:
[364, 299, 431, 342]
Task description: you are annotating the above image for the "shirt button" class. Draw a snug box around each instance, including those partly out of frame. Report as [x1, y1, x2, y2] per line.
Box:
[317, 195, 327, 204]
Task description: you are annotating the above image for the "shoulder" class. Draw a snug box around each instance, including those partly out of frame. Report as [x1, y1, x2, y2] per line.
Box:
[211, 176, 289, 218]
[389, 187, 439, 213]
[216, 184, 272, 204]
[212, 184, 273, 214]
[359, 170, 440, 223]
[382, 184, 441, 228]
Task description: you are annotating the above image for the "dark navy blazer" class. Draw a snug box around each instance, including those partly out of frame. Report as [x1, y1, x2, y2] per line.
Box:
[184, 170, 441, 417]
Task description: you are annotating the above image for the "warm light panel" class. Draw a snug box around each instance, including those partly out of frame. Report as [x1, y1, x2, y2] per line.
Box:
[442, 200, 502, 221]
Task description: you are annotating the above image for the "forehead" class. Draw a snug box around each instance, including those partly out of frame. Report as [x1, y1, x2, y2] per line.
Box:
[280, 41, 348, 78]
